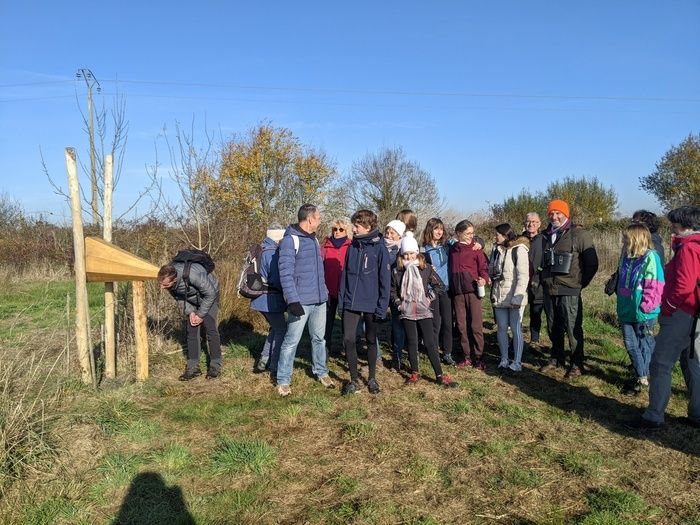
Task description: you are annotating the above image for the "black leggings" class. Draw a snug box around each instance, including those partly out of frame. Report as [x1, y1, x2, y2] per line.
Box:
[431, 291, 453, 355]
[343, 310, 378, 382]
[403, 318, 443, 378]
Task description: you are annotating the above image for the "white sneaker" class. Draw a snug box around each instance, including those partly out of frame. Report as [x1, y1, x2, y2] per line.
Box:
[319, 375, 336, 388]
[277, 384, 291, 397]
[639, 376, 649, 386]
[498, 360, 509, 369]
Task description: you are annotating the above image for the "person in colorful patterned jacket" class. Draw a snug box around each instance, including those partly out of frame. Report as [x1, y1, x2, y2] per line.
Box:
[635, 206, 700, 429]
[616, 223, 665, 396]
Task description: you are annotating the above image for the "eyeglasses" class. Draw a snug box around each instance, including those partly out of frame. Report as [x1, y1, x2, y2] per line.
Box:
[332, 227, 345, 232]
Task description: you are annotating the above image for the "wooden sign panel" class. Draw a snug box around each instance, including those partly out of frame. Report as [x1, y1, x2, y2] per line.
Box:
[85, 237, 159, 282]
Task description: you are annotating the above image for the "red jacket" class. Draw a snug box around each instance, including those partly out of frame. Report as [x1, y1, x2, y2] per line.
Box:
[661, 232, 700, 317]
[448, 241, 490, 296]
[321, 236, 352, 299]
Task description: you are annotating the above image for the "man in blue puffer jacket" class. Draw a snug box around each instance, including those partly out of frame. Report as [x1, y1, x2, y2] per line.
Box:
[276, 204, 335, 396]
[338, 209, 392, 395]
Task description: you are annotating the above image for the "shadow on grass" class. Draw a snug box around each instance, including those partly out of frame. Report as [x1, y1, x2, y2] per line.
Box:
[112, 471, 194, 525]
[499, 366, 700, 457]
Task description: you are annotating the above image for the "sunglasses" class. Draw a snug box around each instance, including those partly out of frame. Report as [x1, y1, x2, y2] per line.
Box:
[332, 227, 345, 232]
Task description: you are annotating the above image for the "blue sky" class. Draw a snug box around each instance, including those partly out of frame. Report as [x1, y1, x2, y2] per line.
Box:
[1, 1, 699, 223]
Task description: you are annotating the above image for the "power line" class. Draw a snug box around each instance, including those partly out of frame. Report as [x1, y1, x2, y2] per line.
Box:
[0, 94, 74, 102]
[102, 78, 700, 104]
[0, 80, 73, 88]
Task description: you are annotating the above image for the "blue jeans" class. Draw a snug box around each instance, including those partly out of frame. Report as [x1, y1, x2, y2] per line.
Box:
[494, 306, 525, 371]
[261, 312, 287, 374]
[644, 310, 700, 424]
[276, 303, 329, 386]
[621, 319, 656, 379]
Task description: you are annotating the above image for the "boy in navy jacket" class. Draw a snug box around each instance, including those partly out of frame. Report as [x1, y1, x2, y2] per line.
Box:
[338, 209, 392, 395]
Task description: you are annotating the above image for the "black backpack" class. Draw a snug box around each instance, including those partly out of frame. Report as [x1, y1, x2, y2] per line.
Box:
[172, 249, 215, 287]
[238, 244, 277, 299]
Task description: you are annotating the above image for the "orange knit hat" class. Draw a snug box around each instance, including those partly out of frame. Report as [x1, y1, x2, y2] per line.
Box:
[547, 199, 570, 218]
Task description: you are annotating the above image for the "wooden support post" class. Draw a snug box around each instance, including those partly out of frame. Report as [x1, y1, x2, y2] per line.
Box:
[132, 280, 149, 381]
[103, 154, 116, 378]
[66, 147, 94, 386]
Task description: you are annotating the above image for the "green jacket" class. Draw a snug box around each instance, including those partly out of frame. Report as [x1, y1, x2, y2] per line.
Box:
[540, 221, 599, 296]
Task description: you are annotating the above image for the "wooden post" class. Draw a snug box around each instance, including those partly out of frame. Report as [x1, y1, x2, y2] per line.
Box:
[66, 147, 94, 386]
[132, 280, 149, 381]
[103, 154, 116, 378]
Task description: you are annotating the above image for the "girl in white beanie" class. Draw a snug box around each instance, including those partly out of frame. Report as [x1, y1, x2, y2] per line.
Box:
[390, 232, 458, 388]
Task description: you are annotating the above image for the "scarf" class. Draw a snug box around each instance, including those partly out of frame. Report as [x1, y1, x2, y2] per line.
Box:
[329, 235, 347, 249]
[384, 237, 401, 251]
[400, 261, 432, 320]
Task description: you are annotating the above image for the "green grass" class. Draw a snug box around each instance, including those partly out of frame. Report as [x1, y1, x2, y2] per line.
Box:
[2, 277, 700, 524]
[211, 436, 276, 475]
[576, 486, 658, 524]
[0, 280, 103, 340]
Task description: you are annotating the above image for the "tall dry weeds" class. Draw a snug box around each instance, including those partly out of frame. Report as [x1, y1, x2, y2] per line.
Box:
[0, 345, 65, 496]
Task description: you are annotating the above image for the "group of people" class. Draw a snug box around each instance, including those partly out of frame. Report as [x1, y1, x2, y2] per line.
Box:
[156, 202, 700, 429]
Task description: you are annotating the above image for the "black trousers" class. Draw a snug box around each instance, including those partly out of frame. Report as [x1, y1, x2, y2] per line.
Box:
[325, 297, 340, 352]
[185, 303, 221, 371]
[544, 293, 584, 368]
[431, 291, 453, 356]
[343, 310, 378, 382]
[403, 318, 443, 378]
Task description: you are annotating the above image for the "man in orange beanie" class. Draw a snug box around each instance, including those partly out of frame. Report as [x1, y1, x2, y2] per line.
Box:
[538, 199, 598, 379]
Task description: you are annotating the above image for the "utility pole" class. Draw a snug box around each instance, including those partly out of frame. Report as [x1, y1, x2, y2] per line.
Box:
[76, 68, 101, 226]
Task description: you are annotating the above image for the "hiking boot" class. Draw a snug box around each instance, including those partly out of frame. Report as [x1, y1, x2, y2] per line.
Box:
[564, 365, 582, 380]
[254, 358, 268, 373]
[539, 360, 561, 373]
[456, 358, 472, 369]
[528, 341, 544, 358]
[178, 368, 202, 381]
[277, 384, 292, 397]
[367, 378, 381, 395]
[341, 381, 359, 395]
[629, 417, 663, 430]
[406, 372, 420, 384]
[319, 375, 336, 388]
[443, 354, 456, 366]
[205, 367, 220, 380]
[438, 374, 459, 388]
[621, 380, 642, 396]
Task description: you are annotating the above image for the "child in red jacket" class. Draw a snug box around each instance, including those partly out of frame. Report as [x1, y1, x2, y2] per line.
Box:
[448, 220, 490, 370]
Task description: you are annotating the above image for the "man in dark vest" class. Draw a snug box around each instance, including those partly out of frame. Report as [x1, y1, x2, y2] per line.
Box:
[538, 200, 598, 379]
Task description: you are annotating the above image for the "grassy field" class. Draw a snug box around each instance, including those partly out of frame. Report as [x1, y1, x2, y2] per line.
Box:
[1, 276, 699, 525]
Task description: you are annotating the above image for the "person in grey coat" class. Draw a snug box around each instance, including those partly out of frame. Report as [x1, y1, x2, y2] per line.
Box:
[158, 260, 221, 380]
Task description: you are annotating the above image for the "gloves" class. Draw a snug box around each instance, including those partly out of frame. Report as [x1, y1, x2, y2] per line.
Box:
[287, 302, 305, 317]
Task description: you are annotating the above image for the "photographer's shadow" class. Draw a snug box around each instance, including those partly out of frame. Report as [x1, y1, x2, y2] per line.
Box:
[112, 471, 195, 525]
